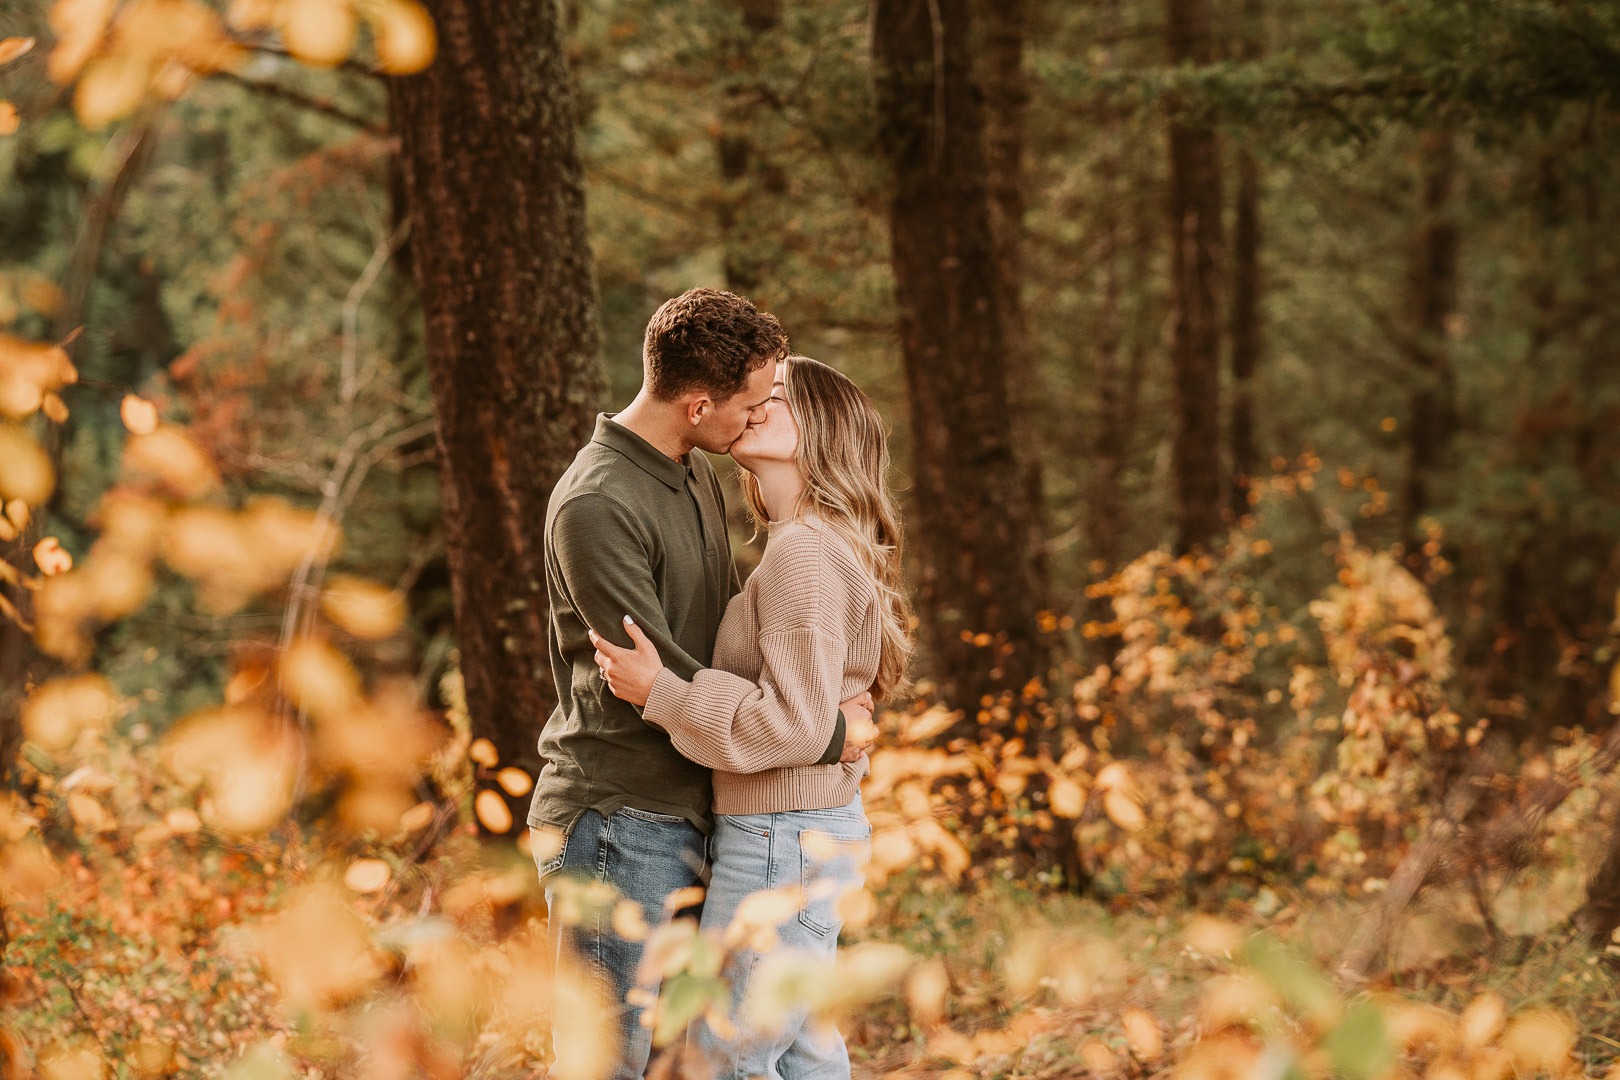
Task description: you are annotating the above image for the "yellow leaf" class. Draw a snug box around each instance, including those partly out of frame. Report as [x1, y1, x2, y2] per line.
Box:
[0, 334, 75, 418]
[528, 824, 565, 863]
[281, 0, 359, 67]
[226, 0, 278, 31]
[0, 425, 56, 504]
[1501, 1009, 1574, 1075]
[40, 391, 69, 422]
[164, 806, 201, 833]
[253, 883, 382, 1008]
[468, 736, 498, 767]
[905, 958, 949, 1025]
[0, 38, 36, 66]
[320, 576, 405, 639]
[33, 536, 73, 576]
[367, 0, 436, 74]
[39, 1046, 104, 1080]
[1122, 1007, 1163, 1061]
[662, 884, 706, 913]
[1079, 1039, 1119, 1074]
[551, 958, 614, 1080]
[399, 801, 435, 832]
[1103, 789, 1145, 831]
[1460, 991, 1505, 1049]
[901, 703, 958, 743]
[0, 102, 17, 136]
[611, 899, 649, 942]
[496, 766, 533, 797]
[343, 858, 391, 893]
[119, 393, 159, 434]
[74, 53, 151, 129]
[21, 674, 114, 752]
[723, 885, 805, 950]
[68, 792, 115, 831]
[1048, 776, 1085, 818]
[123, 425, 219, 498]
[280, 638, 361, 722]
[474, 789, 513, 833]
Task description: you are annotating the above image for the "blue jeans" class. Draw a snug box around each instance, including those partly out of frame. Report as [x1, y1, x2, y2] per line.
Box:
[695, 794, 871, 1080]
[534, 807, 707, 1080]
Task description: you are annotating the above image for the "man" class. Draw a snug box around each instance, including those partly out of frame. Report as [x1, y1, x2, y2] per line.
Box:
[527, 288, 874, 1078]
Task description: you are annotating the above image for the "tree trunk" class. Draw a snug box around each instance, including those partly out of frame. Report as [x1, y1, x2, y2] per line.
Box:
[1165, 0, 1225, 554]
[714, 0, 782, 295]
[390, 0, 604, 823]
[1402, 129, 1459, 565]
[1227, 0, 1263, 518]
[872, 0, 1051, 721]
[979, 0, 1052, 601]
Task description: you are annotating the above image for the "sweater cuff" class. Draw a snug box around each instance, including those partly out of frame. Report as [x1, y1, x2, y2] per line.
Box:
[815, 710, 847, 765]
[643, 667, 692, 731]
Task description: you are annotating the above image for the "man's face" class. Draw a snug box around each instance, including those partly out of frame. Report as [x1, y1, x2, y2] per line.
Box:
[689, 361, 776, 455]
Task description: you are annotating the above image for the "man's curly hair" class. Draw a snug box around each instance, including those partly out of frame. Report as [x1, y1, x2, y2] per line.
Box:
[643, 288, 789, 401]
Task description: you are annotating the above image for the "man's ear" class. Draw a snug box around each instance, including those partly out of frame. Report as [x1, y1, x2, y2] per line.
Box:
[685, 393, 712, 427]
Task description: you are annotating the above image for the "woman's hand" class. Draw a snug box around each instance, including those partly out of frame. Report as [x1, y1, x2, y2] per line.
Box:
[589, 616, 663, 707]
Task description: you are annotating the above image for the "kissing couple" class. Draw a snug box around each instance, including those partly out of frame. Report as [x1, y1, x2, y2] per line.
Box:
[526, 287, 912, 1080]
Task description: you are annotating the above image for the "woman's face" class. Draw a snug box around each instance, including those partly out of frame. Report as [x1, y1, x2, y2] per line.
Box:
[730, 365, 800, 469]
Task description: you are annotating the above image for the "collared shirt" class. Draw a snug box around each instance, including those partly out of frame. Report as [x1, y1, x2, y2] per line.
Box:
[528, 414, 740, 834]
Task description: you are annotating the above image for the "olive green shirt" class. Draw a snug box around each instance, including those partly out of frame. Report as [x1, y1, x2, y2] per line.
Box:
[527, 415, 842, 835]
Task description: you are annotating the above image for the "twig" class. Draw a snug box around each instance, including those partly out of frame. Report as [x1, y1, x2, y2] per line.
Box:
[342, 218, 412, 406]
[207, 68, 384, 132]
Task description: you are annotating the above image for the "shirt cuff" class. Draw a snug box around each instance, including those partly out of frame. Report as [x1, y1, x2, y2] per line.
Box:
[816, 709, 847, 766]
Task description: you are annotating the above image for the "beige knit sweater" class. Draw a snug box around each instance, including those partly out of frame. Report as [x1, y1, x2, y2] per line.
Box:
[643, 517, 879, 814]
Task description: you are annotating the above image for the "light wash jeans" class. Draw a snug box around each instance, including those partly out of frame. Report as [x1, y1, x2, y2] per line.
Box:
[695, 793, 871, 1080]
[535, 806, 707, 1080]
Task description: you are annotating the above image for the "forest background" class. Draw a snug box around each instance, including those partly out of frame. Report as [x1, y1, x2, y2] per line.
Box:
[1, 0, 1619, 1077]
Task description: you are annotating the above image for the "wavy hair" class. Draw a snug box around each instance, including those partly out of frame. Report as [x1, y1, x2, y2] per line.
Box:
[740, 356, 913, 700]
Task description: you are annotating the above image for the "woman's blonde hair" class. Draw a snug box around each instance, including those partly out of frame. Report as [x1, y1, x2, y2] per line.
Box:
[740, 355, 913, 700]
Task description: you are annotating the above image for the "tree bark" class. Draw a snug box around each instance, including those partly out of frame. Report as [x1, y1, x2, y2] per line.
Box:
[872, 0, 1051, 720]
[979, 0, 1052, 600]
[1228, 0, 1263, 518]
[714, 0, 782, 295]
[1401, 129, 1459, 564]
[1166, 0, 1225, 554]
[390, 0, 604, 822]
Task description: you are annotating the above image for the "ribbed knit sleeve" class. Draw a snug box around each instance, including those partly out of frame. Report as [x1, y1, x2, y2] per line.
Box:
[644, 523, 872, 773]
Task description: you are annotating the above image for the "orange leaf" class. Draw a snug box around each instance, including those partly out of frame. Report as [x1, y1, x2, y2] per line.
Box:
[1103, 789, 1145, 831]
[33, 537, 73, 576]
[0, 38, 36, 66]
[474, 789, 513, 833]
[343, 858, 391, 893]
[495, 766, 533, 797]
[119, 393, 159, 434]
[74, 53, 151, 130]
[368, 0, 436, 74]
[0, 102, 17, 136]
[281, 0, 358, 67]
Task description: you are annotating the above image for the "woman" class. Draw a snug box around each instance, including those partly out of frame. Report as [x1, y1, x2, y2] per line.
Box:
[588, 354, 911, 1080]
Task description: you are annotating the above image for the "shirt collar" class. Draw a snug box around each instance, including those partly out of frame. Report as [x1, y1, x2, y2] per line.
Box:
[592, 413, 691, 491]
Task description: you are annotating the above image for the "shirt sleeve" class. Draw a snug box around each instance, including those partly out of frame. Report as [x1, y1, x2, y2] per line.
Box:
[551, 493, 704, 681]
[643, 527, 865, 773]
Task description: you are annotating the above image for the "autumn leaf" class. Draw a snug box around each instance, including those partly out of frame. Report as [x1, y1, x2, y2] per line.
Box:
[495, 766, 533, 797]
[0, 38, 36, 66]
[74, 53, 152, 129]
[474, 789, 513, 833]
[320, 576, 406, 639]
[0, 102, 18, 136]
[120, 393, 159, 434]
[365, 0, 436, 74]
[343, 858, 391, 893]
[281, 0, 359, 68]
[33, 536, 73, 576]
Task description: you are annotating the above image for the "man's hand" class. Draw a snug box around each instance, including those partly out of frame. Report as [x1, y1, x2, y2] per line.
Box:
[838, 690, 877, 763]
